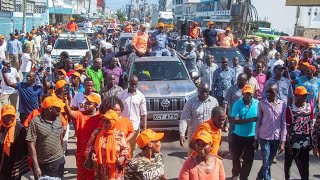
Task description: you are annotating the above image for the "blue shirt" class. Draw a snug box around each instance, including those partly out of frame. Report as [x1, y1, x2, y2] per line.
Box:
[203, 29, 217, 46]
[212, 67, 236, 97]
[261, 77, 293, 105]
[71, 83, 85, 97]
[231, 97, 259, 137]
[150, 31, 169, 51]
[17, 82, 43, 114]
[6, 39, 22, 55]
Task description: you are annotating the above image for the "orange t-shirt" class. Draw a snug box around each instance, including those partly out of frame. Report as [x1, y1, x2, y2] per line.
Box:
[132, 31, 149, 53]
[116, 116, 134, 137]
[189, 26, 199, 38]
[23, 108, 68, 127]
[66, 22, 78, 32]
[218, 33, 234, 47]
[192, 119, 221, 155]
[74, 111, 100, 156]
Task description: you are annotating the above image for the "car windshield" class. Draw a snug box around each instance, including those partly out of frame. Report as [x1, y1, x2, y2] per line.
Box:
[54, 39, 88, 49]
[107, 29, 114, 33]
[205, 48, 246, 63]
[159, 18, 173, 24]
[132, 61, 189, 81]
[119, 37, 133, 51]
[176, 40, 201, 53]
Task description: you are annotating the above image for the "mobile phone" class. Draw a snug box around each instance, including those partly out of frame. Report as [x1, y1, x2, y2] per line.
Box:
[64, 84, 70, 96]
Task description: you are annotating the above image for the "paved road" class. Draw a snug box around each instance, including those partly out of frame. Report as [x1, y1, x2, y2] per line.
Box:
[23, 129, 320, 180]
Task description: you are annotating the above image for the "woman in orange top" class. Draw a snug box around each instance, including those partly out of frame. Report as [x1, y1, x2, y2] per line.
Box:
[99, 96, 135, 143]
[189, 22, 200, 39]
[85, 110, 130, 180]
[179, 130, 225, 180]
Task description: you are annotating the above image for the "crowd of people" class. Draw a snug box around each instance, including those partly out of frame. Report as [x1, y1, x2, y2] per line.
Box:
[0, 17, 319, 180]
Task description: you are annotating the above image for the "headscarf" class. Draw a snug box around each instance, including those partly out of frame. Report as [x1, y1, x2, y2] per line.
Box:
[0, 104, 17, 156]
[94, 109, 119, 178]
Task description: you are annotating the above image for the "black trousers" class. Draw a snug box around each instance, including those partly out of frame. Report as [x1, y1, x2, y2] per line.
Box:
[284, 147, 309, 180]
[38, 157, 65, 179]
[232, 133, 255, 180]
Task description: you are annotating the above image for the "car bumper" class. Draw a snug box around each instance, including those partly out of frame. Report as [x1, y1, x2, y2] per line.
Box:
[143, 111, 181, 131]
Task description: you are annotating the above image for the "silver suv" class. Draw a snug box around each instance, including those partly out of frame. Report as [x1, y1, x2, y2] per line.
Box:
[125, 56, 197, 130]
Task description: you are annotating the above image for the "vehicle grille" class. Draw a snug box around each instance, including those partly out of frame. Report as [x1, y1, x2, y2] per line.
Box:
[146, 98, 186, 111]
[69, 55, 82, 64]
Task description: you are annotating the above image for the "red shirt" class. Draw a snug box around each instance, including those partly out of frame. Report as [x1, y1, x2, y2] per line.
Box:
[66, 69, 75, 77]
[74, 112, 101, 156]
[66, 22, 78, 32]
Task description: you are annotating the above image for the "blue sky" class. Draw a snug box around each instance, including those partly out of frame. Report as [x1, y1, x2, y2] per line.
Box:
[106, 0, 158, 10]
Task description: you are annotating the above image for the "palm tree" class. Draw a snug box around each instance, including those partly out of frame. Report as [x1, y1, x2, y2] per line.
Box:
[116, 9, 126, 22]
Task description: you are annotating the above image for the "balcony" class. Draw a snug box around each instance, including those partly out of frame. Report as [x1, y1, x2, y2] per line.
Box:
[196, 10, 230, 17]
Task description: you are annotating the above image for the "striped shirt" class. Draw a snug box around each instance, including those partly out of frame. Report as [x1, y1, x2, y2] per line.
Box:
[179, 95, 219, 139]
[26, 115, 64, 163]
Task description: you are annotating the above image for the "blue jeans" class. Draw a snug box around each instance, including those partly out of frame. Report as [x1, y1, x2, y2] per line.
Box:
[257, 139, 280, 180]
[151, 48, 171, 56]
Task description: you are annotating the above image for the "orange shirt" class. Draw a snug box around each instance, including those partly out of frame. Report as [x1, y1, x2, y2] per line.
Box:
[218, 33, 234, 47]
[116, 116, 134, 137]
[23, 108, 68, 127]
[74, 111, 100, 156]
[193, 119, 221, 155]
[132, 31, 149, 53]
[66, 22, 78, 32]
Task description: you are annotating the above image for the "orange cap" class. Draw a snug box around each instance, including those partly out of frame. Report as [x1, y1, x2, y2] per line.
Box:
[70, 17, 74, 21]
[294, 86, 308, 95]
[42, 96, 65, 109]
[193, 130, 213, 144]
[242, 84, 254, 94]
[57, 69, 67, 76]
[158, 22, 164, 27]
[226, 27, 231, 31]
[55, 80, 68, 89]
[1, 104, 16, 118]
[71, 71, 81, 78]
[254, 37, 260, 41]
[208, 21, 214, 25]
[75, 64, 84, 71]
[102, 109, 118, 121]
[136, 129, 164, 148]
[0, 35, 4, 39]
[301, 62, 310, 67]
[85, 93, 101, 105]
[308, 65, 317, 73]
[28, 34, 33, 38]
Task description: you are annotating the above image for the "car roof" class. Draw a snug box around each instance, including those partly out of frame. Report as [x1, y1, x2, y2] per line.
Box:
[205, 47, 239, 50]
[133, 55, 181, 62]
[119, 33, 135, 38]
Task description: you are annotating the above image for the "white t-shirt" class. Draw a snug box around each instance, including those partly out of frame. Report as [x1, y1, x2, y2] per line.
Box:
[20, 53, 32, 73]
[260, 40, 269, 48]
[34, 35, 42, 48]
[100, 41, 113, 49]
[250, 44, 264, 59]
[40, 53, 52, 70]
[0, 67, 19, 94]
[0, 44, 6, 60]
[268, 58, 284, 74]
[71, 92, 101, 111]
[85, 21, 93, 32]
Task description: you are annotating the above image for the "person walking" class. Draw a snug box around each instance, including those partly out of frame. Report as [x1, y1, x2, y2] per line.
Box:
[179, 82, 219, 154]
[179, 130, 225, 180]
[230, 85, 259, 180]
[86, 58, 104, 93]
[254, 83, 287, 180]
[26, 96, 66, 179]
[118, 75, 147, 156]
[200, 55, 218, 93]
[6, 33, 22, 70]
[124, 129, 166, 180]
[284, 86, 313, 180]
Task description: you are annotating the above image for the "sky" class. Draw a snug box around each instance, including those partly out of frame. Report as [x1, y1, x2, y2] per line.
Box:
[105, 0, 158, 10]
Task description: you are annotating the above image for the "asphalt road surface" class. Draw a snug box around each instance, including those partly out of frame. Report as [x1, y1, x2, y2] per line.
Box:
[22, 129, 320, 180]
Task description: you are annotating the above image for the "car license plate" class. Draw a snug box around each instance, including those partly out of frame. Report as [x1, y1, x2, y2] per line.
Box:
[153, 114, 178, 120]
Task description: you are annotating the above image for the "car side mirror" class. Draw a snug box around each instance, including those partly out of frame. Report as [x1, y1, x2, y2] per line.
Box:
[190, 71, 200, 79]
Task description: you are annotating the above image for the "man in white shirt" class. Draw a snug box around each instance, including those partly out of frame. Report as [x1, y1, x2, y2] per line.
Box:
[231, 57, 244, 80]
[0, 59, 20, 108]
[41, 46, 54, 81]
[260, 37, 269, 48]
[250, 37, 264, 65]
[0, 35, 6, 60]
[200, 54, 218, 93]
[84, 18, 93, 33]
[118, 75, 147, 156]
[100, 34, 113, 49]
[20, 46, 36, 82]
[268, 52, 284, 74]
[266, 42, 277, 61]
[34, 32, 42, 57]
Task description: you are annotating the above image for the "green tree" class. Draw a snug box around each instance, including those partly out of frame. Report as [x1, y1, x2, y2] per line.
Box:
[116, 9, 126, 22]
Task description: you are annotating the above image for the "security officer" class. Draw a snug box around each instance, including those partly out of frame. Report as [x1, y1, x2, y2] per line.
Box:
[150, 23, 171, 56]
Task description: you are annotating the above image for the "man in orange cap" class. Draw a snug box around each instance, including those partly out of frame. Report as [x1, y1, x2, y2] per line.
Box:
[24, 33, 35, 54]
[301, 43, 316, 62]
[26, 96, 66, 179]
[64, 93, 100, 180]
[66, 17, 78, 32]
[230, 84, 259, 180]
[132, 24, 149, 57]
[125, 129, 165, 179]
[218, 27, 234, 47]
[149, 22, 171, 56]
[0, 104, 29, 179]
[189, 22, 200, 39]
[285, 86, 313, 180]
[203, 21, 217, 47]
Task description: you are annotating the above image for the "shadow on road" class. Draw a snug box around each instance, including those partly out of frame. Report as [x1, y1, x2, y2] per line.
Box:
[167, 151, 188, 160]
[161, 131, 180, 143]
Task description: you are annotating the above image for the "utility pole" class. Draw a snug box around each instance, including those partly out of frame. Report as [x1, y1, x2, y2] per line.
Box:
[88, 0, 92, 18]
[143, 0, 146, 23]
[128, 0, 133, 20]
[294, 5, 300, 36]
[22, 0, 26, 33]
